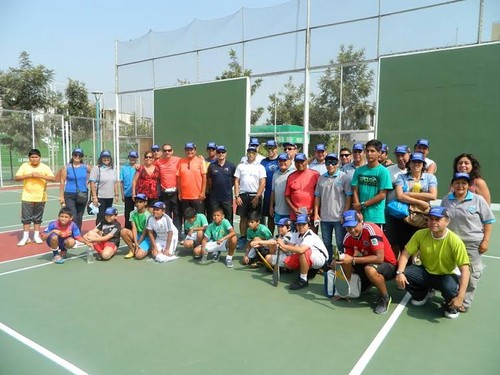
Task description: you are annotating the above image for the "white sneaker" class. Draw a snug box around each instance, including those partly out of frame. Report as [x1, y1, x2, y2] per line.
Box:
[34, 237, 43, 244]
[17, 238, 31, 246]
[74, 240, 85, 248]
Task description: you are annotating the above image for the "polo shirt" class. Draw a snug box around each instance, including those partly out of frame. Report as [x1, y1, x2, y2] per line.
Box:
[234, 161, 266, 194]
[156, 156, 180, 190]
[314, 170, 352, 221]
[285, 169, 319, 220]
[177, 156, 206, 199]
[207, 161, 236, 201]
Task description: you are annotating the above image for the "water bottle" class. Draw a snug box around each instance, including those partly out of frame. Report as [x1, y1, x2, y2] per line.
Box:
[86, 247, 94, 264]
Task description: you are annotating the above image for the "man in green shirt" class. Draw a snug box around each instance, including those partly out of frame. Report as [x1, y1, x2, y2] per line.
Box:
[396, 207, 470, 319]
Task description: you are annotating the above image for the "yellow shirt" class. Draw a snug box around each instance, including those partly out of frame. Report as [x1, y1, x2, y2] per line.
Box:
[15, 162, 55, 202]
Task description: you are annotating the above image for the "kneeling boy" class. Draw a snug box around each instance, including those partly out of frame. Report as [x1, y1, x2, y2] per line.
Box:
[120, 193, 151, 260]
[84, 207, 122, 261]
[147, 201, 179, 262]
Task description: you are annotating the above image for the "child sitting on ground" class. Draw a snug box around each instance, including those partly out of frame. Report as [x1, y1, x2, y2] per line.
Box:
[242, 212, 273, 268]
[182, 207, 208, 251]
[84, 207, 122, 261]
[193, 206, 237, 268]
[263, 218, 295, 269]
[41, 207, 92, 264]
[120, 193, 152, 260]
[147, 201, 179, 262]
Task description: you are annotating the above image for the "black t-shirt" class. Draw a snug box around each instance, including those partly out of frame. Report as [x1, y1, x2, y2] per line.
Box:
[97, 220, 121, 246]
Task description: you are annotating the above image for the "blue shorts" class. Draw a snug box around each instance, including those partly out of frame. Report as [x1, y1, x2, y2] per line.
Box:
[46, 233, 70, 250]
[136, 233, 151, 252]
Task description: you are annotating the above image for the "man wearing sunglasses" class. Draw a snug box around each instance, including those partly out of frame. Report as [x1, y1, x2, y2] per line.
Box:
[313, 153, 352, 263]
[341, 143, 366, 178]
[156, 144, 181, 233]
[282, 141, 298, 164]
[339, 147, 352, 167]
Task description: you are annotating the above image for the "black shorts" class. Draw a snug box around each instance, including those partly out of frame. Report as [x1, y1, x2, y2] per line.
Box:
[21, 201, 46, 225]
[354, 262, 396, 291]
[236, 193, 262, 219]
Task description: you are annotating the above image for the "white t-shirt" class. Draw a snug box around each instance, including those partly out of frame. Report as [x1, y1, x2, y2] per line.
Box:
[147, 214, 179, 242]
[234, 161, 266, 194]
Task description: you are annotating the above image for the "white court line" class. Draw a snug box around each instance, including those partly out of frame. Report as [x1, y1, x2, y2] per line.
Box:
[0, 254, 84, 277]
[0, 322, 89, 375]
[0, 251, 52, 265]
[349, 293, 412, 375]
[483, 255, 500, 260]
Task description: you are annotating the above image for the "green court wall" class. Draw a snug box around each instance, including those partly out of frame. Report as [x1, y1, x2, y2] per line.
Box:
[378, 43, 500, 202]
[153, 78, 248, 161]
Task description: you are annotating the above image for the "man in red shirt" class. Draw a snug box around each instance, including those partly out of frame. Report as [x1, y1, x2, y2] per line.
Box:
[284, 153, 319, 225]
[333, 210, 397, 314]
[155, 143, 181, 234]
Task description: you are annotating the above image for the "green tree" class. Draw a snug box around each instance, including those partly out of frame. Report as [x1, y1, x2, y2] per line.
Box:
[216, 49, 264, 124]
[66, 79, 93, 117]
[310, 44, 375, 132]
[266, 76, 304, 125]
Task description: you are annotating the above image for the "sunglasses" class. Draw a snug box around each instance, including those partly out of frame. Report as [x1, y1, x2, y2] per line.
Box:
[163, 149, 172, 152]
[144, 156, 153, 159]
[72, 153, 83, 157]
[340, 154, 350, 157]
[216, 150, 226, 154]
[285, 147, 295, 151]
[325, 160, 338, 166]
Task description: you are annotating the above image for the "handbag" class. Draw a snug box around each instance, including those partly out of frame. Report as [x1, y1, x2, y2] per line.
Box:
[386, 200, 409, 219]
[404, 205, 430, 228]
[71, 163, 89, 205]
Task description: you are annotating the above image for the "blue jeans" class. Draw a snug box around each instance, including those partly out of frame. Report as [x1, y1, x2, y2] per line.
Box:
[320, 221, 345, 262]
[404, 265, 459, 303]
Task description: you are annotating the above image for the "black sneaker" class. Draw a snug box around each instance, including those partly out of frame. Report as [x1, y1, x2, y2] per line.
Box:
[444, 306, 459, 319]
[307, 268, 319, 280]
[374, 294, 392, 314]
[289, 278, 309, 290]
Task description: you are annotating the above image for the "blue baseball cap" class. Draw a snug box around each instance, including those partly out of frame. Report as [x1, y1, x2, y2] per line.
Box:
[415, 138, 430, 148]
[104, 207, 118, 215]
[184, 142, 196, 149]
[429, 206, 449, 218]
[394, 145, 409, 154]
[152, 201, 166, 209]
[352, 143, 364, 151]
[206, 142, 217, 149]
[315, 143, 326, 152]
[295, 214, 309, 224]
[249, 137, 260, 146]
[275, 217, 292, 226]
[100, 150, 111, 158]
[342, 210, 360, 227]
[151, 144, 160, 151]
[265, 140, 278, 148]
[247, 146, 257, 153]
[294, 153, 307, 162]
[381, 144, 388, 153]
[325, 153, 338, 160]
[410, 152, 426, 163]
[128, 151, 138, 158]
[216, 145, 227, 152]
[452, 172, 471, 183]
[278, 153, 289, 161]
[72, 148, 84, 156]
[283, 142, 297, 148]
[134, 193, 147, 201]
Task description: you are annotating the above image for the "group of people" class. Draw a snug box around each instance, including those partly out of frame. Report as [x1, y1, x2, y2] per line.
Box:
[14, 137, 495, 319]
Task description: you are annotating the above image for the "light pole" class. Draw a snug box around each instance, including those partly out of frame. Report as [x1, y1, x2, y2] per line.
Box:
[91, 91, 103, 155]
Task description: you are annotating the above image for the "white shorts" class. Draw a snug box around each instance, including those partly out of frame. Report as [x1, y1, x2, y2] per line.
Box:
[205, 240, 228, 253]
[185, 232, 198, 242]
[310, 250, 327, 269]
[270, 253, 289, 267]
[156, 237, 179, 254]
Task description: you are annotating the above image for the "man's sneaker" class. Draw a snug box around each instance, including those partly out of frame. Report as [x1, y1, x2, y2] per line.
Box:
[225, 258, 234, 268]
[374, 294, 392, 314]
[237, 237, 247, 249]
[201, 252, 208, 264]
[211, 252, 220, 263]
[444, 306, 459, 319]
[289, 278, 308, 290]
[411, 289, 435, 306]
[124, 250, 134, 259]
[34, 237, 43, 244]
[17, 238, 31, 246]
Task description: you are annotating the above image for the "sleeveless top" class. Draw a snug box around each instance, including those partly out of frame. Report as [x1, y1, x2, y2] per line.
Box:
[65, 163, 88, 193]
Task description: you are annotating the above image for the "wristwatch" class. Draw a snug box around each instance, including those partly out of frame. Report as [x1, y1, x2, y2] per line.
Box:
[360, 201, 366, 209]
[396, 270, 404, 275]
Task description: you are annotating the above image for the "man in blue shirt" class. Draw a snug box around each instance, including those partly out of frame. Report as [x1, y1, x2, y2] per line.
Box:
[120, 151, 139, 230]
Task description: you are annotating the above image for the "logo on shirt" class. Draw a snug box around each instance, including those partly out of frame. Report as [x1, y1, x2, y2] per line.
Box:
[370, 238, 379, 246]
[467, 205, 476, 214]
[358, 176, 378, 187]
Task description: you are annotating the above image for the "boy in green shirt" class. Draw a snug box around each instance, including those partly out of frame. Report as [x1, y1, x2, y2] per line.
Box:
[193, 206, 237, 268]
[182, 207, 208, 251]
[120, 194, 151, 259]
[242, 212, 273, 267]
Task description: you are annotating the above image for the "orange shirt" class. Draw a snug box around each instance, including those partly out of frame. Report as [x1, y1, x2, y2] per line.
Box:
[177, 156, 206, 199]
[156, 156, 180, 190]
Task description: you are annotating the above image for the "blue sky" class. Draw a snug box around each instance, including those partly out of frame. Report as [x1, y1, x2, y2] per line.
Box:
[0, 0, 287, 94]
